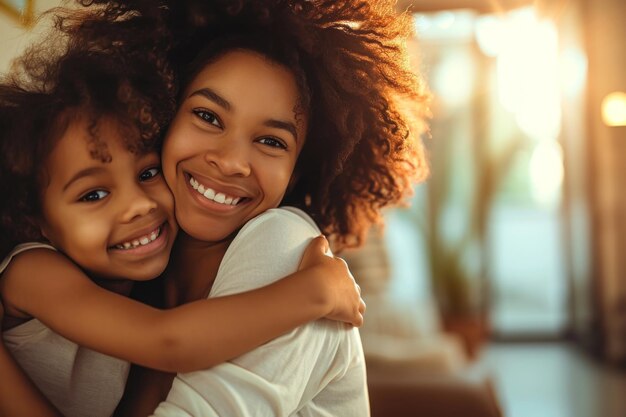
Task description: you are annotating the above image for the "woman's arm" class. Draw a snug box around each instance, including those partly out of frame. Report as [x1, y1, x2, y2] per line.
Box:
[0, 236, 362, 373]
[113, 364, 175, 417]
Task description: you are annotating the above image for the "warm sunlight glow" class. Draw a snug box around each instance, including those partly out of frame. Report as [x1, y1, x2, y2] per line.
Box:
[560, 47, 587, 98]
[601, 92, 626, 127]
[529, 140, 564, 207]
[433, 51, 475, 107]
[494, 8, 561, 141]
[475, 15, 504, 57]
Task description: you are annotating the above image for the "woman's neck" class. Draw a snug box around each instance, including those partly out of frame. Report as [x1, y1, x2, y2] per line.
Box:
[164, 231, 232, 306]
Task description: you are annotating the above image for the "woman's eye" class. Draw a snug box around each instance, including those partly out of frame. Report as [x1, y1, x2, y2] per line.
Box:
[79, 190, 109, 202]
[258, 137, 288, 150]
[192, 109, 222, 128]
[139, 166, 161, 182]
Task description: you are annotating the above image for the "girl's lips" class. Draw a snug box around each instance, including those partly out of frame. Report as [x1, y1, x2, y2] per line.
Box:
[109, 223, 170, 257]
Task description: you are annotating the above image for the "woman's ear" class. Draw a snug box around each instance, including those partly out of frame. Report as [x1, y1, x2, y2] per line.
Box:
[287, 171, 300, 194]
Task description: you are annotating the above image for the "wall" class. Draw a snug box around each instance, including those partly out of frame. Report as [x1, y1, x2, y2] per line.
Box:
[0, 0, 64, 73]
[583, 0, 626, 363]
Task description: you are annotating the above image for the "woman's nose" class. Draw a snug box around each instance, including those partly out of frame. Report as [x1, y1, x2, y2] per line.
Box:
[204, 138, 251, 177]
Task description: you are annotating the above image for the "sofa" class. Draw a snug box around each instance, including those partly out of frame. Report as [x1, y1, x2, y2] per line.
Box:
[342, 226, 503, 417]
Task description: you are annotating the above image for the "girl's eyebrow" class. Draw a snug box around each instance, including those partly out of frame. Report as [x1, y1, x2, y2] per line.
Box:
[189, 87, 299, 143]
[63, 167, 104, 191]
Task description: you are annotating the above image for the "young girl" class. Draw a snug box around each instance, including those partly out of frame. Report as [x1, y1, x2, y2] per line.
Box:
[0, 27, 364, 417]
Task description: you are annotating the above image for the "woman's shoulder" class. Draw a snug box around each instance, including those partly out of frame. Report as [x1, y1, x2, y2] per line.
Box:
[238, 206, 320, 240]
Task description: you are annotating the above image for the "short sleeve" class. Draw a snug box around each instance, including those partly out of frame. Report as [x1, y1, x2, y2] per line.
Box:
[209, 207, 321, 297]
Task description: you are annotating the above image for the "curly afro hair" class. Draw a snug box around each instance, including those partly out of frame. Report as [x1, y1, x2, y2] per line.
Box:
[0, 10, 176, 258]
[20, 0, 431, 250]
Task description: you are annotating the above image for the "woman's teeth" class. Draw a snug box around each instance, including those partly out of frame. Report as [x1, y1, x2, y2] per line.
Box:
[189, 176, 241, 206]
[114, 227, 161, 250]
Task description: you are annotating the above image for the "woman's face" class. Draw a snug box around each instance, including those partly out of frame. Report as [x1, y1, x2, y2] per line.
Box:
[162, 50, 307, 243]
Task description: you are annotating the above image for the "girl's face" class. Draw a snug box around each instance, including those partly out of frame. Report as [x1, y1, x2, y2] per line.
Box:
[39, 117, 178, 281]
[162, 50, 307, 243]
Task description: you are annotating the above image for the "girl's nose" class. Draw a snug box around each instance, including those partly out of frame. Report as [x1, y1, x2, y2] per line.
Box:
[120, 185, 158, 223]
[204, 138, 251, 177]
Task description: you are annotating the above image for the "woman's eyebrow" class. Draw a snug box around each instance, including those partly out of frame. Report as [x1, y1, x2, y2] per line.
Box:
[189, 88, 231, 111]
[264, 119, 298, 143]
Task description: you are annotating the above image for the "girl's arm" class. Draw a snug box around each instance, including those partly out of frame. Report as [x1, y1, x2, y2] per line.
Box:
[0, 236, 363, 374]
[0, 302, 62, 417]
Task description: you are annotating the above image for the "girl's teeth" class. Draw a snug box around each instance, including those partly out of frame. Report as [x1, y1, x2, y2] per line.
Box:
[215, 193, 226, 204]
[189, 176, 241, 206]
[114, 226, 162, 250]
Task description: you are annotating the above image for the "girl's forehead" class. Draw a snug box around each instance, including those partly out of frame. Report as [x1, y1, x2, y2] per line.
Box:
[55, 113, 159, 160]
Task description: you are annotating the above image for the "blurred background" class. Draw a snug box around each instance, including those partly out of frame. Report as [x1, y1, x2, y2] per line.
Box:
[1, 0, 625, 416]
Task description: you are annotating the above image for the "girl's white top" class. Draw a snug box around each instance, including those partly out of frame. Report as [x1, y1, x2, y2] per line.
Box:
[1, 242, 130, 417]
[151, 207, 370, 417]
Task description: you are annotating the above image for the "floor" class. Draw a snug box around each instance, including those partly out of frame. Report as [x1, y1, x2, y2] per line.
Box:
[479, 342, 626, 417]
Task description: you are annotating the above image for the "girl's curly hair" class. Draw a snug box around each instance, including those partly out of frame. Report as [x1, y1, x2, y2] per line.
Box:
[31, 0, 430, 250]
[0, 10, 176, 259]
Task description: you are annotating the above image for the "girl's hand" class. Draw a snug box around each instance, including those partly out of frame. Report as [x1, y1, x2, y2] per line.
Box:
[299, 236, 366, 327]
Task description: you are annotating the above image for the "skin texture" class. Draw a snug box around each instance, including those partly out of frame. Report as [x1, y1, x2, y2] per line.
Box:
[39, 116, 178, 282]
[163, 50, 307, 245]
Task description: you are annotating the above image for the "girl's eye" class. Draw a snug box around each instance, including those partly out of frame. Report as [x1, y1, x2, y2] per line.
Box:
[139, 166, 161, 182]
[79, 190, 109, 202]
[258, 136, 288, 150]
[192, 109, 222, 128]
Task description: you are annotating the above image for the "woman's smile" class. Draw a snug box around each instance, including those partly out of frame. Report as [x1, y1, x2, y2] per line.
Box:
[186, 172, 250, 211]
[162, 50, 307, 243]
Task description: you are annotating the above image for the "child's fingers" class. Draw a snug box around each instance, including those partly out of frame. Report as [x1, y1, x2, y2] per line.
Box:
[314, 235, 330, 254]
[299, 235, 330, 270]
[352, 312, 364, 328]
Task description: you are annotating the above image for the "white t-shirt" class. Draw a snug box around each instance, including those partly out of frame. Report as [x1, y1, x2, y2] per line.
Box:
[152, 207, 370, 417]
[1, 243, 130, 417]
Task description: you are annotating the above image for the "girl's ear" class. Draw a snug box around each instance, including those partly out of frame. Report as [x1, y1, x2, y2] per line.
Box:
[37, 217, 51, 242]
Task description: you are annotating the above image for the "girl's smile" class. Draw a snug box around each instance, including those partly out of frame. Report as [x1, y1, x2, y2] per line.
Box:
[39, 116, 178, 281]
[162, 50, 307, 243]
[109, 221, 170, 254]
